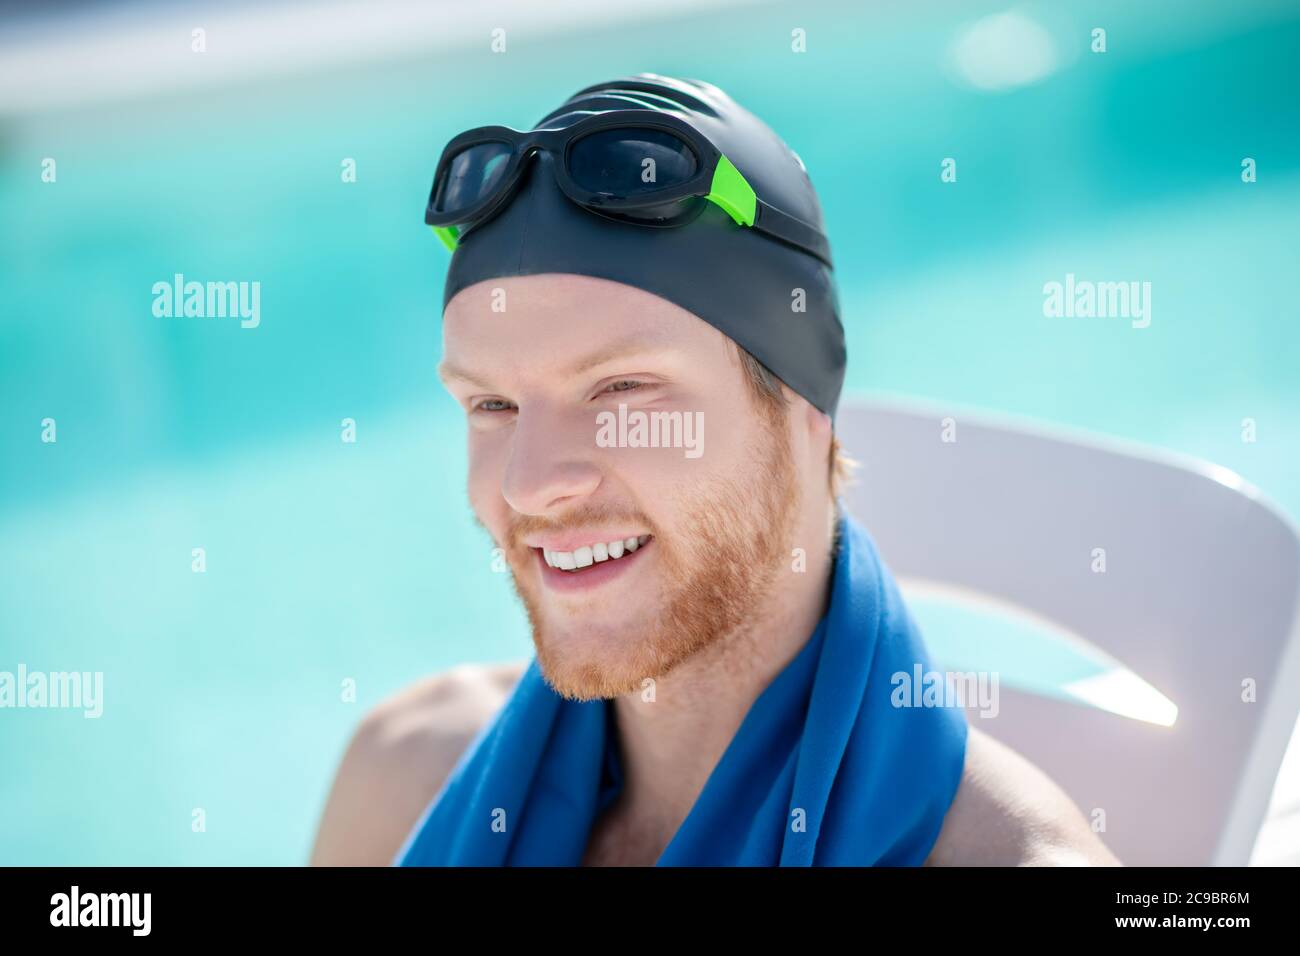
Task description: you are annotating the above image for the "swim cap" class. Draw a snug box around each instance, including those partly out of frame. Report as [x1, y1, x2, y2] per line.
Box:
[442, 74, 846, 418]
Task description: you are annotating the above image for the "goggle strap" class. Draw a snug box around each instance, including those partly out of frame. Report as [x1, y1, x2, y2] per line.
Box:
[431, 224, 460, 251]
[706, 154, 757, 227]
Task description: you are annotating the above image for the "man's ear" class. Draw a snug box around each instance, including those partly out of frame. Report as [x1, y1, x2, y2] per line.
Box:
[777, 382, 832, 455]
[805, 401, 832, 441]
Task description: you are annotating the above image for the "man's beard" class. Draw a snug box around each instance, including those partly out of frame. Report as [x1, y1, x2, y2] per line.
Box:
[501, 412, 800, 701]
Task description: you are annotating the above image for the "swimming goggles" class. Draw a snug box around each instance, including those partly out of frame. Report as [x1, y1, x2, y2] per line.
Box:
[424, 109, 833, 268]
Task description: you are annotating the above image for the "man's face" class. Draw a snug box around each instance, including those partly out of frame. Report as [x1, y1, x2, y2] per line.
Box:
[440, 274, 801, 701]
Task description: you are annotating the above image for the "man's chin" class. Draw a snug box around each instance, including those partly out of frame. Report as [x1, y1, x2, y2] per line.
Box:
[530, 625, 661, 701]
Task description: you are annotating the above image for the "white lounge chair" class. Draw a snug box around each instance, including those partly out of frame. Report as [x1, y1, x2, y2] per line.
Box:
[836, 395, 1300, 865]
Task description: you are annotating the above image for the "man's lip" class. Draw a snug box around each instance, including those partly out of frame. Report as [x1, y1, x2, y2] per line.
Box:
[536, 536, 652, 591]
[522, 530, 652, 552]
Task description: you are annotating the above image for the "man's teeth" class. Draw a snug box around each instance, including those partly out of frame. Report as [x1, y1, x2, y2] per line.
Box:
[544, 535, 650, 571]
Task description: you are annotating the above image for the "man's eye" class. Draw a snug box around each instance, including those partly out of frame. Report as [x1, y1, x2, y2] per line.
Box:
[474, 398, 516, 413]
[603, 380, 644, 394]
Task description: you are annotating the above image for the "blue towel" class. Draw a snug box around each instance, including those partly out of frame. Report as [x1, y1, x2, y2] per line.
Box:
[395, 511, 968, 866]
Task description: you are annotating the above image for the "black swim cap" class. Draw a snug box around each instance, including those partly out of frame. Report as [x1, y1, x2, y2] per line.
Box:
[442, 74, 846, 418]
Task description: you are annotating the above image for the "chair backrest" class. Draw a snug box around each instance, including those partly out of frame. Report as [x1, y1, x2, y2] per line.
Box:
[836, 396, 1300, 865]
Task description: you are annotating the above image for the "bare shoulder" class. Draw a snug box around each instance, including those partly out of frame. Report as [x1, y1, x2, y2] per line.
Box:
[924, 724, 1123, 866]
[309, 658, 530, 866]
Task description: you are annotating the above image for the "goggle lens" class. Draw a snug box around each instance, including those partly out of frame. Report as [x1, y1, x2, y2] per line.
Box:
[566, 127, 699, 200]
[435, 141, 514, 215]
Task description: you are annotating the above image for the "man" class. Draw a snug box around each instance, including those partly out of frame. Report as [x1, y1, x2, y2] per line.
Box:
[312, 75, 1120, 867]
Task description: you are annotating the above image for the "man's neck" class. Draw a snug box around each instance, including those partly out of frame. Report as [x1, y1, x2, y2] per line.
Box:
[599, 500, 840, 859]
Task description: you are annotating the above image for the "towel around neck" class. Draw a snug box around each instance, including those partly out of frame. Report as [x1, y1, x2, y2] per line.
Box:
[395, 511, 968, 865]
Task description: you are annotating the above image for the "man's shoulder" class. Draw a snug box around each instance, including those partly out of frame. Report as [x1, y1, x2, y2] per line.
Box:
[924, 724, 1122, 866]
[310, 658, 529, 866]
[357, 659, 528, 747]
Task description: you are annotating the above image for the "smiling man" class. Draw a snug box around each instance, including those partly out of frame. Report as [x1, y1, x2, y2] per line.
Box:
[311, 75, 1120, 867]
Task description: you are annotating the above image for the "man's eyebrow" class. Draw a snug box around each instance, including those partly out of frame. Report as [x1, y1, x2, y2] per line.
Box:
[436, 361, 493, 389]
[569, 337, 673, 376]
[438, 338, 672, 390]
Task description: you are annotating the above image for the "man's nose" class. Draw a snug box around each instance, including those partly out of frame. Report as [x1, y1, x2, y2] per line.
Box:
[500, 404, 602, 516]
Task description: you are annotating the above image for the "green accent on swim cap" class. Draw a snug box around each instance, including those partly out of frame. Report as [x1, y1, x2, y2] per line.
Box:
[706, 155, 757, 227]
[431, 224, 460, 251]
